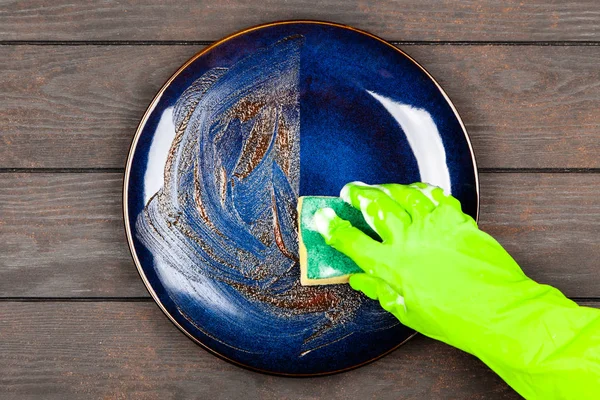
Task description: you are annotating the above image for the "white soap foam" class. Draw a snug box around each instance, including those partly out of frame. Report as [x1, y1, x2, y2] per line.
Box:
[313, 207, 337, 235]
[340, 181, 368, 204]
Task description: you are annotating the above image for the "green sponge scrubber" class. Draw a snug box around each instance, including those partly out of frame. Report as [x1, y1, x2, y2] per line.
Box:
[297, 196, 380, 285]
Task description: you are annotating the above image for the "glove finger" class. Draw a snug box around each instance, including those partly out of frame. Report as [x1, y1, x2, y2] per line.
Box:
[339, 182, 410, 241]
[424, 187, 476, 227]
[377, 281, 407, 317]
[348, 273, 383, 300]
[350, 274, 406, 317]
[375, 183, 436, 219]
[428, 186, 463, 211]
[314, 207, 382, 271]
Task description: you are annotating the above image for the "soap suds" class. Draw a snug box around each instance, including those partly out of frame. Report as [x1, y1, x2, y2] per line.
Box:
[318, 264, 340, 278]
[340, 181, 368, 204]
[413, 184, 440, 206]
[357, 194, 377, 233]
[313, 207, 336, 235]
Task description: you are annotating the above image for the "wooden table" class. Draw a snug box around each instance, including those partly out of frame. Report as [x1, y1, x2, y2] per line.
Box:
[1, 2, 599, 398]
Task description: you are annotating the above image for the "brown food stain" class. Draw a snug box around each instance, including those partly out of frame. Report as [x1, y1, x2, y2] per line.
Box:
[233, 107, 277, 179]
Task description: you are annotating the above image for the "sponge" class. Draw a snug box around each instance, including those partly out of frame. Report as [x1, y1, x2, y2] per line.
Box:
[297, 196, 380, 285]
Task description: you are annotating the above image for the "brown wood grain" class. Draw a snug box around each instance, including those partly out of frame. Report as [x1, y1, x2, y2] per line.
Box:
[1, 45, 599, 169]
[0, 45, 197, 170]
[2, 1, 598, 398]
[0, 173, 142, 297]
[1, 0, 599, 41]
[480, 173, 600, 292]
[1, 172, 599, 298]
[0, 301, 522, 399]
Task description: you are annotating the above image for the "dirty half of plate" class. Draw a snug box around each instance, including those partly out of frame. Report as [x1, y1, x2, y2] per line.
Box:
[124, 21, 478, 376]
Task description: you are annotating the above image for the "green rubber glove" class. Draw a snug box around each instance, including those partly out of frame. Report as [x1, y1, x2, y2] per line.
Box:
[314, 182, 600, 399]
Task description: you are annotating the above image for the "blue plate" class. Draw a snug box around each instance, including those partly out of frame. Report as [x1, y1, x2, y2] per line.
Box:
[124, 21, 478, 376]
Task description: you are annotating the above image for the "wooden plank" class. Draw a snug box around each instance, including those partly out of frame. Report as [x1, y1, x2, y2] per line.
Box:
[480, 173, 600, 293]
[1, 0, 599, 41]
[0, 46, 197, 170]
[0, 302, 521, 399]
[1, 172, 599, 298]
[1, 45, 599, 169]
[0, 173, 143, 297]
[407, 45, 600, 170]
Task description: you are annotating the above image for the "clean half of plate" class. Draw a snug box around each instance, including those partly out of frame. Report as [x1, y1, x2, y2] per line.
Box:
[123, 21, 479, 376]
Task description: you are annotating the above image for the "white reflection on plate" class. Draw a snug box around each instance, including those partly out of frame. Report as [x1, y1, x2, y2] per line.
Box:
[367, 90, 451, 194]
[143, 106, 175, 204]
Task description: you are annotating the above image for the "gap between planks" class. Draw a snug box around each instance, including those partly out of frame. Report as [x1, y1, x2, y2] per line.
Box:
[0, 40, 599, 46]
[0, 297, 598, 303]
[2, 168, 600, 174]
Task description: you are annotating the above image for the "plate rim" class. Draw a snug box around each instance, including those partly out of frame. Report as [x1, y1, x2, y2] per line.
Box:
[122, 19, 479, 376]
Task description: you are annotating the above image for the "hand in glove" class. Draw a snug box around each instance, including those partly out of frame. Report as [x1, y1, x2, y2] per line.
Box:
[314, 182, 600, 400]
